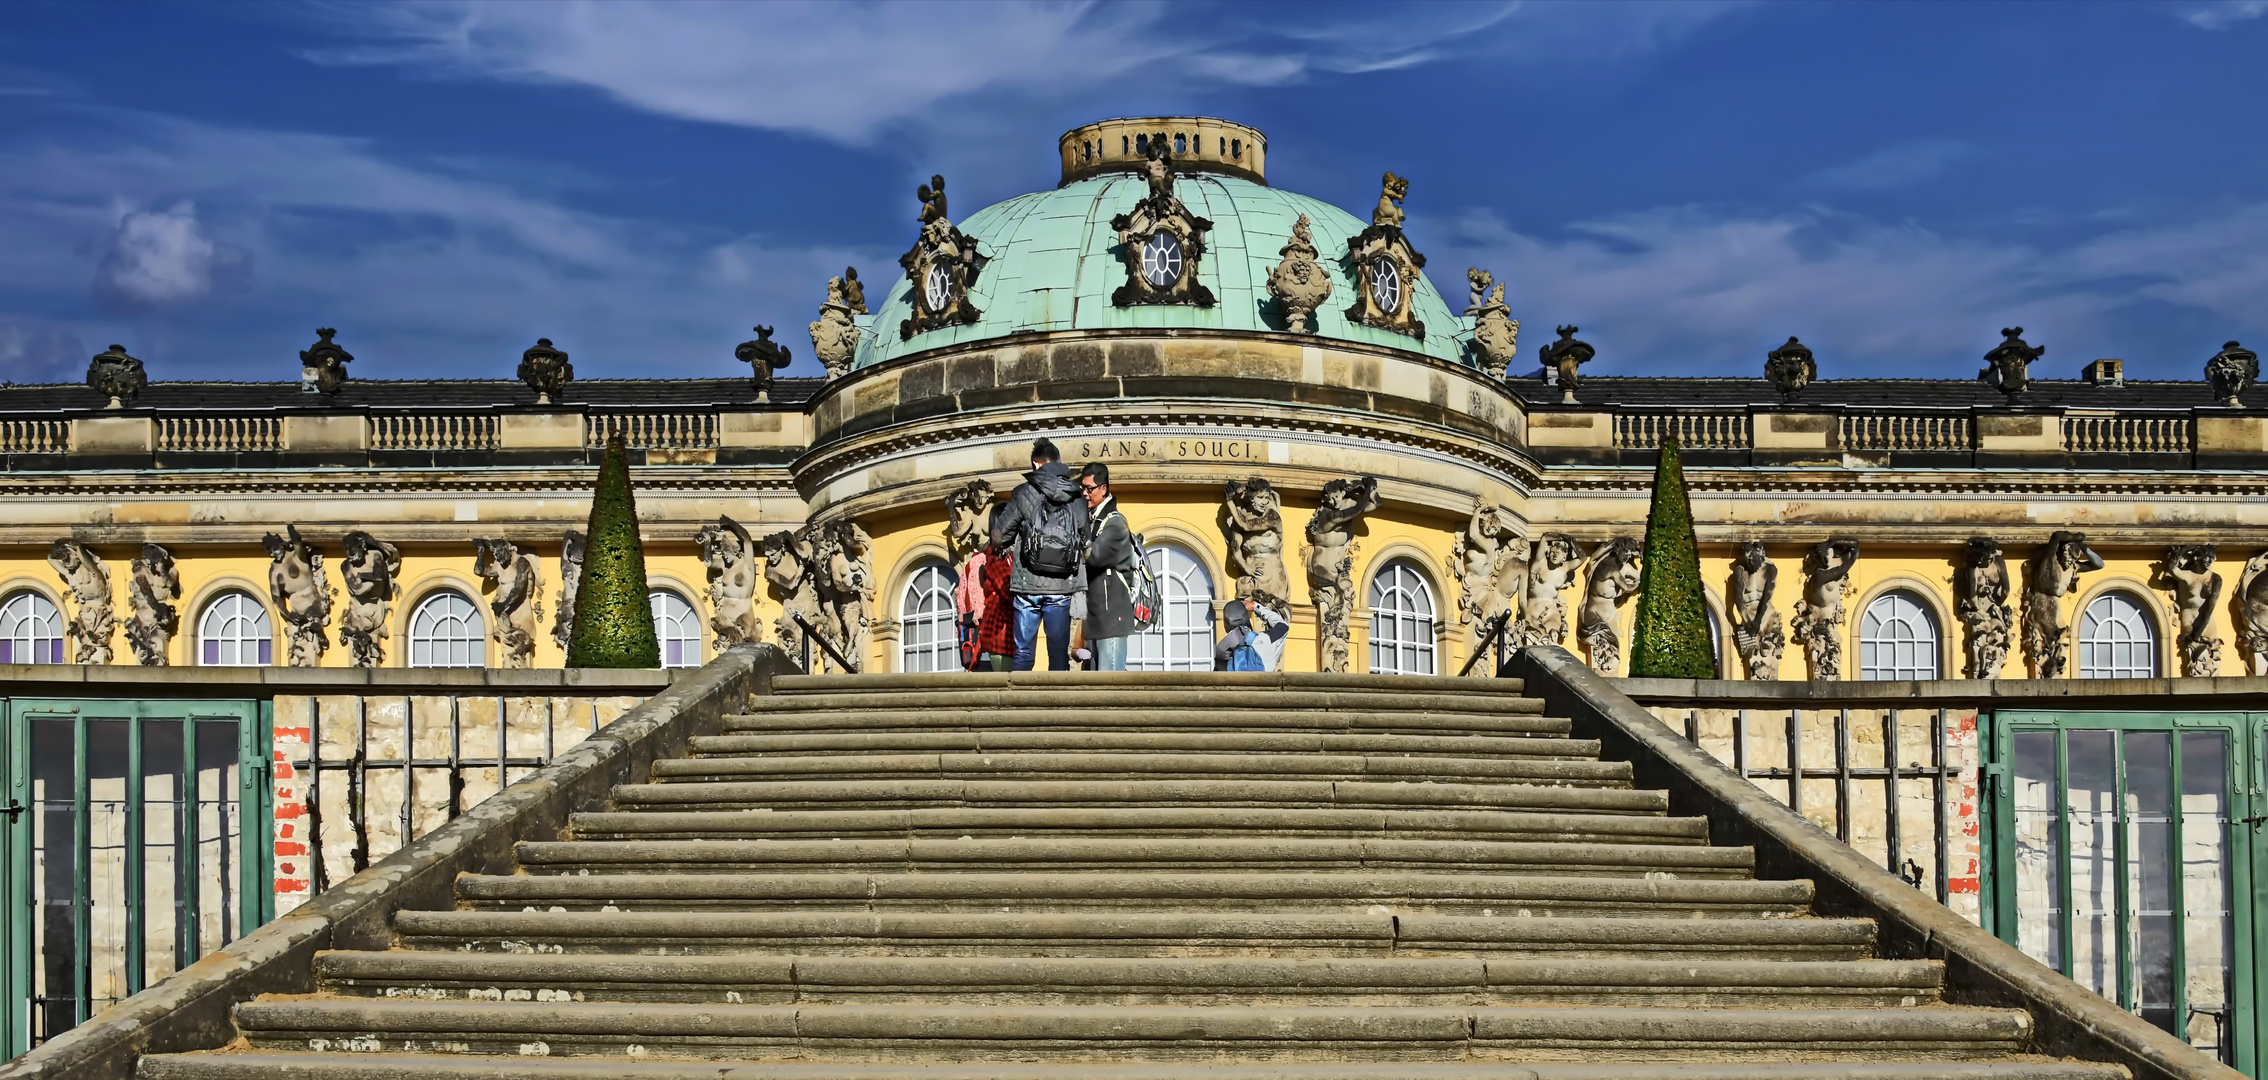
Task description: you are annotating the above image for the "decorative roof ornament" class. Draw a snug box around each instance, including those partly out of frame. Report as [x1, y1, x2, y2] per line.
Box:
[518, 338, 573, 405]
[840, 266, 868, 315]
[1765, 336, 1817, 400]
[299, 328, 353, 396]
[898, 174, 984, 340]
[1343, 172, 1427, 339]
[1109, 134, 1215, 308]
[1979, 327, 2042, 399]
[1464, 268, 1520, 375]
[2206, 341, 2258, 406]
[808, 270, 865, 381]
[1538, 325, 1595, 404]
[86, 344, 146, 409]
[1265, 214, 1332, 334]
[737, 325, 795, 401]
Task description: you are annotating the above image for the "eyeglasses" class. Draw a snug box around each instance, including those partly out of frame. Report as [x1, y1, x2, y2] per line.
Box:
[1079, 483, 1101, 493]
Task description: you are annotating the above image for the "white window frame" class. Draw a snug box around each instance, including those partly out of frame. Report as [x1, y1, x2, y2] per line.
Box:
[897, 562, 960, 673]
[0, 590, 64, 665]
[407, 590, 485, 669]
[1367, 559, 1437, 676]
[1128, 543, 1216, 672]
[1859, 590, 1941, 681]
[197, 590, 273, 667]
[649, 589, 703, 669]
[2078, 592, 2158, 679]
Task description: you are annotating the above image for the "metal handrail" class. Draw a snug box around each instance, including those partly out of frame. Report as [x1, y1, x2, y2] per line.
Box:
[792, 612, 860, 674]
[1458, 610, 1514, 678]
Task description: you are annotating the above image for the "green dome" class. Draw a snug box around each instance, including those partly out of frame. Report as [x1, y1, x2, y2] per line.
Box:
[852, 173, 1470, 369]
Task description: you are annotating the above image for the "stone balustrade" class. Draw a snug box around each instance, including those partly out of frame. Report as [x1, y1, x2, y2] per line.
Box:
[1523, 402, 2251, 466]
[10, 407, 804, 461]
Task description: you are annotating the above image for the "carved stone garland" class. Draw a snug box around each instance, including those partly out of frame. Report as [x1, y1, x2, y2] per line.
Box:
[1727, 541, 1784, 681]
[1110, 136, 1215, 308]
[553, 530, 586, 654]
[46, 540, 114, 664]
[945, 478, 994, 564]
[2021, 531, 2103, 679]
[2161, 544, 2224, 678]
[898, 175, 984, 340]
[1304, 477, 1382, 673]
[1955, 537, 2013, 679]
[1791, 540, 1859, 680]
[474, 538, 543, 669]
[1452, 503, 1522, 653]
[1464, 269, 1519, 373]
[697, 516, 762, 649]
[262, 526, 333, 667]
[127, 543, 178, 667]
[1266, 215, 1332, 334]
[1518, 533, 1587, 649]
[1579, 537, 1643, 676]
[1343, 172, 1426, 339]
[1223, 477, 1292, 612]
[339, 530, 402, 668]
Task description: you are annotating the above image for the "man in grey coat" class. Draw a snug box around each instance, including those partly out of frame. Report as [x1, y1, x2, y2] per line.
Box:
[1079, 462, 1140, 671]
[990, 438, 1084, 670]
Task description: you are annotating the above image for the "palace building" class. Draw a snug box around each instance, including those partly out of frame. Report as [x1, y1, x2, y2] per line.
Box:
[4, 115, 2267, 1069]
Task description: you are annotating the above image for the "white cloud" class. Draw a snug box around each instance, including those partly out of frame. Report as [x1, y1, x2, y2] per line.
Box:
[92, 201, 253, 311]
[0, 322, 85, 384]
[1801, 139, 1974, 192]
[2180, 0, 2268, 29]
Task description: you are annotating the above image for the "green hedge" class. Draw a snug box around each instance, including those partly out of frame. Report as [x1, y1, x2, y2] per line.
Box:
[567, 433, 661, 668]
[1628, 435, 1716, 678]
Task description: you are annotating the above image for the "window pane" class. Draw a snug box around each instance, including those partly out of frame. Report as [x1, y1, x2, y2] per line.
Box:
[1859, 592, 1938, 681]
[2013, 730, 2062, 971]
[2079, 595, 2156, 679]
[1129, 545, 1215, 672]
[897, 564, 959, 674]
[2066, 730, 2117, 998]
[1366, 561, 1435, 676]
[2179, 732, 2231, 1058]
[2123, 732, 2174, 1030]
[2, 591, 66, 666]
[649, 591, 702, 670]
[408, 592, 484, 669]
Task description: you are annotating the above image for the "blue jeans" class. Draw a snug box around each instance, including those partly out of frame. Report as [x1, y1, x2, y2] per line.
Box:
[1093, 634, 1127, 671]
[1012, 593, 1072, 671]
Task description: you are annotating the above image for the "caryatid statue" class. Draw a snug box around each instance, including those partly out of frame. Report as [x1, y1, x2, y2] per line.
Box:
[127, 543, 178, 667]
[762, 526, 825, 661]
[1304, 476, 1382, 673]
[48, 540, 115, 664]
[944, 478, 994, 563]
[2022, 531, 2104, 679]
[696, 516, 761, 649]
[1579, 537, 1643, 676]
[2161, 544, 2223, 678]
[817, 520, 876, 672]
[1223, 478, 1291, 611]
[1727, 541, 1784, 681]
[338, 531, 402, 668]
[1452, 503, 1522, 650]
[1954, 538, 2013, 679]
[2239, 551, 2268, 676]
[1519, 533, 1587, 648]
[474, 538, 543, 669]
[552, 530, 586, 653]
[262, 526, 333, 667]
[1792, 539, 1859, 680]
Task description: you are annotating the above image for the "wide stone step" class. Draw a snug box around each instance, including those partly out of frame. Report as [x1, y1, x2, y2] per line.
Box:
[393, 911, 1873, 960]
[512, 836, 1749, 877]
[567, 807, 1708, 846]
[314, 953, 1943, 1008]
[721, 708, 1568, 736]
[648, 753, 1628, 786]
[228, 1000, 2034, 1061]
[607, 779, 1665, 814]
[136, 1053, 2135, 1080]
[747, 691, 1546, 716]
[770, 672, 1529, 696]
[688, 731, 1602, 759]
[453, 871, 1818, 917]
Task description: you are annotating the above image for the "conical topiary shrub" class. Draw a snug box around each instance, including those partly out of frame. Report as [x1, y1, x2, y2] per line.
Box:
[1628, 435, 1717, 678]
[567, 433, 661, 668]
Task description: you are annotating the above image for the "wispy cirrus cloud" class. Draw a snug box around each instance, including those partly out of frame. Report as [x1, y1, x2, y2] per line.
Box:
[1800, 139, 1975, 193]
[2177, 0, 2268, 29]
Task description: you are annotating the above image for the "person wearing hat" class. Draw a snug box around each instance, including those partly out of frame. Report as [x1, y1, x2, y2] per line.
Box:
[1214, 597, 1290, 671]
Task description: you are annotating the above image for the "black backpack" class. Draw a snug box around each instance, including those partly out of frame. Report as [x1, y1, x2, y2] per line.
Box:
[1021, 498, 1084, 577]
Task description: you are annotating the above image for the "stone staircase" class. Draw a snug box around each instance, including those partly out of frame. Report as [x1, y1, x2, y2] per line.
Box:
[138, 672, 2126, 1080]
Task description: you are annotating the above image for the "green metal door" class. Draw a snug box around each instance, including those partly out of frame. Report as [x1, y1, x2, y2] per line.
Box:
[1986, 710, 2258, 1073]
[0, 697, 271, 1056]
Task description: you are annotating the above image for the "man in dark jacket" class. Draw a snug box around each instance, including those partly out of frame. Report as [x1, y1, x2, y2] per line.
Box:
[1079, 463, 1140, 671]
[990, 438, 1084, 670]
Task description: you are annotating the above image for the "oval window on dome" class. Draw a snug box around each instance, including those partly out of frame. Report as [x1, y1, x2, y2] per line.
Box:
[1369, 257, 1401, 313]
[1140, 232, 1183, 288]
[922, 263, 952, 312]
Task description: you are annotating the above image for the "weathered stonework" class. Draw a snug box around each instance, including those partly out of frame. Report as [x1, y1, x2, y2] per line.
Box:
[263, 526, 333, 667]
[1955, 538, 2013, 680]
[1519, 533, 1587, 649]
[1224, 478, 1292, 612]
[126, 543, 177, 666]
[696, 516, 761, 649]
[1792, 540, 1859, 680]
[474, 537, 542, 669]
[1452, 502, 1522, 651]
[339, 531, 401, 668]
[2022, 532, 2103, 679]
[1304, 476, 1381, 672]
[1580, 536, 1642, 676]
[1727, 541, 1784, 681]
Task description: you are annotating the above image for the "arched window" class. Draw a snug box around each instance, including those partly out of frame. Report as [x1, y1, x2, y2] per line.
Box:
[197, 591, 272, 667]
[1368, 559, 1437, 676]
[1859, 590, 1941, 681]
[1128, 544, 1215, 671]
[0, 591, 64, 665]
[2079, 593, 2157, 679]
[650, 589, 702, 669]
[898, 562, 960, 673]
[407, 590, 484, 668]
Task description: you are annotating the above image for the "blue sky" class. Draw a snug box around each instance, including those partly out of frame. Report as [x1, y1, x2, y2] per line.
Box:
[1, 0, 2264, 385]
